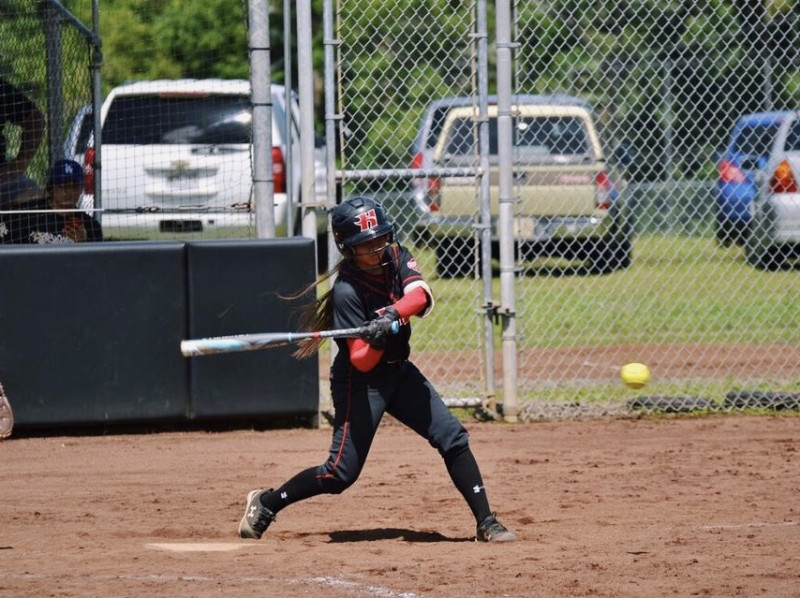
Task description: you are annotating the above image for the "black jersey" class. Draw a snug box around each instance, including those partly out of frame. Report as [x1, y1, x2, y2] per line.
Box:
[331, 244, 431, 370]
[0, 199, 103, 244]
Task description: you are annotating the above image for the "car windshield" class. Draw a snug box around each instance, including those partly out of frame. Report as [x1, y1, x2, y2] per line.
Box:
[445, 115, 590, 157]
[426, 106, 452, 149]
[103, 94, 265, 145]
[733, 124, 781, 156]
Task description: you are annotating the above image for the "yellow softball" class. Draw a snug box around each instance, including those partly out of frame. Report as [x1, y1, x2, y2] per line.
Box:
[620, 362, 650, 389]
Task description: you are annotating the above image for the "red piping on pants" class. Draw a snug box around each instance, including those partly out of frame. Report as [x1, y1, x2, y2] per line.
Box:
[317, 366, 354, 480]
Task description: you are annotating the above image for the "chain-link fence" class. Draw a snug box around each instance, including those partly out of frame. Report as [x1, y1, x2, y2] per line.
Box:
[0, 1, 97, 241]
[2, 1, 798, 422]
[331, 0, 800, 420]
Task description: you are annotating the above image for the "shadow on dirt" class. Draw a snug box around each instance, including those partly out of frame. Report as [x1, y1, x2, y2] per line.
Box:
[328, 528, 471, 543]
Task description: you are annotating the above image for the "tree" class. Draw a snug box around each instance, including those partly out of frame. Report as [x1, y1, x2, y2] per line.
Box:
[154, 0, 249, 80]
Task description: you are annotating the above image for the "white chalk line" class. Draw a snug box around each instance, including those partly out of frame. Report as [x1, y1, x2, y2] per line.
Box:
[142, 543, 420, 595]
[146, 542, 245, 552]
[3, 544, 421, 598]
[0, 570, 420, 597]
[295, 576, 419, 598]
[700, 520, 800, 530]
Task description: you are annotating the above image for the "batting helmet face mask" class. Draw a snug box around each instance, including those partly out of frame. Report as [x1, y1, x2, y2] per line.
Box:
[332, 196, 395, 257]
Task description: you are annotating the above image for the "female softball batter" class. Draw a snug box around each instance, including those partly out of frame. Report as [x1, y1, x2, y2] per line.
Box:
[238, 196, 516, 542]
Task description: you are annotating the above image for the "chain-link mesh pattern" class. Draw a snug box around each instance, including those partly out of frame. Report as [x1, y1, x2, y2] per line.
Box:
[1, 1, 95, 238]
[2, 2, 798, 420]
[336, 0, 491, 402]
[333, 0, 800, 418]
[511, 1, 800, 418]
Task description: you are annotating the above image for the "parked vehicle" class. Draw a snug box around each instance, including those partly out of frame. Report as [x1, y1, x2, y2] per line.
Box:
[409, 94, 578, 213]
[744, 111, 800, 270]
[76, 79, 327, 241]
[410, 95, 631, 277]
[715, 111, 795, 246]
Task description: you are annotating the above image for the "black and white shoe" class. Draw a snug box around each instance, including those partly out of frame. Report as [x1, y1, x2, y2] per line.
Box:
[476, 513, 517, 542]
[237, 489, 276, 539]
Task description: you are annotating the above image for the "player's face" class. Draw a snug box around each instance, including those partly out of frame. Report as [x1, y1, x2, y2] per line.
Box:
[351, 234, 390, 271]
[51, 183, 82, 211]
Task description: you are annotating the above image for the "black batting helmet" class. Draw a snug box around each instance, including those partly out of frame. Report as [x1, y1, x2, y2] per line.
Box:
[331, 196, 394, 256]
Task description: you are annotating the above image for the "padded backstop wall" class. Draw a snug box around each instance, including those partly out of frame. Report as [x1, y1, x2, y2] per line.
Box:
[0, 238, 318, 429]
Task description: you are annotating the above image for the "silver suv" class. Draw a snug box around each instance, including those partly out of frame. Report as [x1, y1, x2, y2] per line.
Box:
[745, 111, 800, 270]
[411, 95, 631, 277]
[76, 79, 326, 239]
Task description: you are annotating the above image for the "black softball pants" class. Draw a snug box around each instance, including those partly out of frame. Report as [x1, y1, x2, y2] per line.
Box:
[265, 359, 493, 524]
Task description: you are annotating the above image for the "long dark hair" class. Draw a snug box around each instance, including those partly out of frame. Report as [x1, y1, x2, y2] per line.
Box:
[288, 241, 401, 359]
[288, 262, 343, 359]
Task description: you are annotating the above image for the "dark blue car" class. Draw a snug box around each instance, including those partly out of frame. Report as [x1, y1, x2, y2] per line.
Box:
[715, 111, 795, 246]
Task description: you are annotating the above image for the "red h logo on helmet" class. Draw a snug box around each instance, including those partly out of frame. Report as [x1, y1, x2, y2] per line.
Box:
[355, 209, 379, 232]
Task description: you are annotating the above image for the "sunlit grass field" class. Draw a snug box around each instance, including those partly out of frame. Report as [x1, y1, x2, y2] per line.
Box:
[413, 234, 798, 349]
[406, 234, 800, 405]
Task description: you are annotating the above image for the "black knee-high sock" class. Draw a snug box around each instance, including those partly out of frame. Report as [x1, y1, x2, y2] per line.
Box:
[444, 446, 492, 524]
[259, 466, 323, 514]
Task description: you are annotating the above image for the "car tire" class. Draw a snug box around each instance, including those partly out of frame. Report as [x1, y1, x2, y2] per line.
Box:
[716, 217, 750, 247]
[435, 237, 475, 278]
[715, 216, 735, 247]
[745, 216, 783, 270]
[614, 239, 633, 270]
[746, 241, 782, 271]
[588, 239, 632, 274]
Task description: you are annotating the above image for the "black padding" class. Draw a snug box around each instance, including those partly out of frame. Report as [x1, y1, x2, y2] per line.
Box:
[185, 238, 319, 419]
[0, 242, 188, 426]
[723, 391, 800, 411]
[627, 396, 718, 413]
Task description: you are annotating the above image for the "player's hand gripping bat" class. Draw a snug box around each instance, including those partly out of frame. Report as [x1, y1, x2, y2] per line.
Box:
[180, 321, 400, 356]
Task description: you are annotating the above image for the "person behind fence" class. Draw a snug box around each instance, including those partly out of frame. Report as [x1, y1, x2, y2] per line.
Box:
[237, 195, 517, 543]
[0, 76, 45, 208]
[0, 159, 102, 244]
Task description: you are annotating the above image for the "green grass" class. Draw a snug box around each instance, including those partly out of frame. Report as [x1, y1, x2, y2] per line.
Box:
[519, 235, 797, 347]
[406, 234, 800, 404]
[413, 234, 799, 350]
[104, 226, 256, 242]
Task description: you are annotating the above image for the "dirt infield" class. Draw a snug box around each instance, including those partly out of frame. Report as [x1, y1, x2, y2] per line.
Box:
[2, 415, 799, 597]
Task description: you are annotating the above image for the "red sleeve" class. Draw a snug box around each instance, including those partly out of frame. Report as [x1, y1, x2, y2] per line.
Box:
[347, 337, 383, 373]
[391, 286, 428, 319]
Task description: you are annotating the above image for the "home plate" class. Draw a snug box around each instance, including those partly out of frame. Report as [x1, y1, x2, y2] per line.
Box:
[146, 542, 246, 552]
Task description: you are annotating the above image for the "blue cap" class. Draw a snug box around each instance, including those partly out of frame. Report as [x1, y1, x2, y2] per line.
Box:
[49, 159, 84, 186]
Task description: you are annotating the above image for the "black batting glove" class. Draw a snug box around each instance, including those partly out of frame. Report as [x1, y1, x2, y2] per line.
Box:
[362, 307, 399, 348]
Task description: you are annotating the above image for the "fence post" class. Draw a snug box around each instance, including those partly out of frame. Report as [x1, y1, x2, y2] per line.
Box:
[495, 0, 518, 422]
[476, 0, 496, 408]
[248, 0, 275, 238]
[297, 0, 318, 270]
[42, 2, 63, 165]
